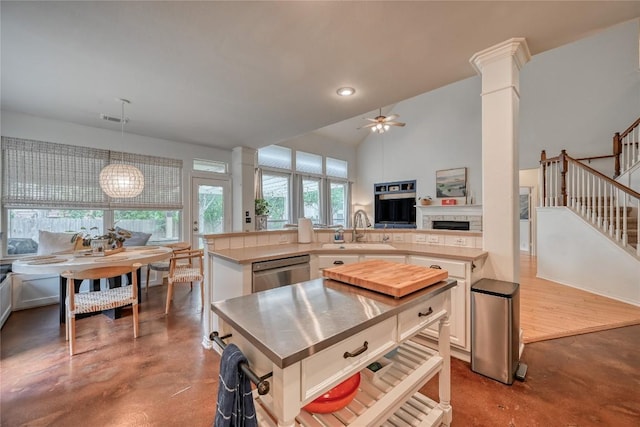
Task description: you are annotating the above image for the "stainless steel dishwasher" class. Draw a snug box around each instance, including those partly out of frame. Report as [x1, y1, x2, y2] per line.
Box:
[252, 255, 311, 292]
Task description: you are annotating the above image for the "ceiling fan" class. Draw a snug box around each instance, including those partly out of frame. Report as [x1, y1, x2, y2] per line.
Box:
[359, 108, 406, 134]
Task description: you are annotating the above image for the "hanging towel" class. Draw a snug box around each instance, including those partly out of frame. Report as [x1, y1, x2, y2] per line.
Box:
[214, 343, 257, 427]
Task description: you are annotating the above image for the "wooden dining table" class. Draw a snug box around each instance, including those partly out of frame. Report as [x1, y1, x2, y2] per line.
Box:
[12, 246, 173, 323]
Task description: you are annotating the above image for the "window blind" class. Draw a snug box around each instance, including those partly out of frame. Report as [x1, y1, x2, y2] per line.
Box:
[326, 157, 348, 178]
[296, 151, 323, 175]
[2, 136, 183, 210]
[258, 145, 292, 170]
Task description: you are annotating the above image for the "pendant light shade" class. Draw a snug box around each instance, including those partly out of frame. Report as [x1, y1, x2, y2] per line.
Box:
[99, 163, 144, 198]
[99, 98, 144, 198]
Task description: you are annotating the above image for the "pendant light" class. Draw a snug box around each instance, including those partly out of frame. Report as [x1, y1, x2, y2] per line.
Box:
[99, 98, 144, 198]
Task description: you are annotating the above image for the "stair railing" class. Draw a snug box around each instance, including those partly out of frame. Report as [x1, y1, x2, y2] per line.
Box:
[540, 149, 640, 256]
[614, 117, 640, 178]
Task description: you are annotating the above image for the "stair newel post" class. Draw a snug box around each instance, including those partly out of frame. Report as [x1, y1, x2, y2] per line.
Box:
[613, 132, 621, 178]
[540, 150, 547, 207]
[560, 150, 568, 207]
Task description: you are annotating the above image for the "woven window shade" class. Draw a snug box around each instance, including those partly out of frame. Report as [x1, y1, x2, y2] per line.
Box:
[2, 137, 183, 210]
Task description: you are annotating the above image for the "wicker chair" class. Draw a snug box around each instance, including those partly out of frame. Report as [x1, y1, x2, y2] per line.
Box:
[145, 242, 191, 293]
[62, 263, 141, 356]
[165, 249, 204, 314]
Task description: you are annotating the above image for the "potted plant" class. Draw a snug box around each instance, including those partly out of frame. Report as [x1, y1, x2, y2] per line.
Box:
[70, 225, 132, 249]
[255, 199, 270, 231]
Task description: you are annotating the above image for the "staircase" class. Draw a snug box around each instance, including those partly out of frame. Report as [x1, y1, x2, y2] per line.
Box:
[540, 117, 640, 259]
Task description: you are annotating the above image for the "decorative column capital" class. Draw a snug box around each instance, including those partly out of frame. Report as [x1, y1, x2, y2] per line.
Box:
[469, 37, 531, 75]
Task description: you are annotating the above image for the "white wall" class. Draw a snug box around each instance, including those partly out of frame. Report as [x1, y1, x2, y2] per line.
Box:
[520, 18, 640, 173]
[537, 207, 640, 306]
[1, 110, 232, 242]
[356, 76, 482, 217]
[355, 19, 639, 211]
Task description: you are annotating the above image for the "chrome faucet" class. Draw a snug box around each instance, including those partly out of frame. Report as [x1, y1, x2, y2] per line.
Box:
[352, 209, 371, 242]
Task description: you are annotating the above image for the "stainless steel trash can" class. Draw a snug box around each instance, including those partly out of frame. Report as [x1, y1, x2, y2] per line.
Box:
[471, 278, 520, 385]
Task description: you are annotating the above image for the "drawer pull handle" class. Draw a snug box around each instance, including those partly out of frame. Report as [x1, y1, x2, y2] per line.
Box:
[418, 307, 434, 317]
[430, 265, 441, 269]
[333, 260, 344, 265]
[343, 341, 368, 358]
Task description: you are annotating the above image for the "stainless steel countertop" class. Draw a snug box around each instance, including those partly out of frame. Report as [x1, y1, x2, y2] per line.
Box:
[211, 277, 456, 369]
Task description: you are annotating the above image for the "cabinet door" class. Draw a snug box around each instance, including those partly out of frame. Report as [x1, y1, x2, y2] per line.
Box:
[408, 256, 468, 349]
[317, 255, 361, 280]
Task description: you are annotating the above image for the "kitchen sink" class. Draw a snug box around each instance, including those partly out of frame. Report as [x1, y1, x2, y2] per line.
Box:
[321, 243, 396, 250]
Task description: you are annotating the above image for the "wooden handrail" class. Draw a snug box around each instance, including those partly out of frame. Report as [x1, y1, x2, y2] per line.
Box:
[564, 154, 640, 199]
[620, 116, 640, 140]
[540, 149, 640, 204]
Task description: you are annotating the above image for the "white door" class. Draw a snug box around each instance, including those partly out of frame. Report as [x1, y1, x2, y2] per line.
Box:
[192, 177, 231, 249]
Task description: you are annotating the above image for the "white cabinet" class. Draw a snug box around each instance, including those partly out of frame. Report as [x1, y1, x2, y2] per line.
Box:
[241, 287, 453, 427]
[11, 274, 59, 310]
[0, 273, 12, 328]
[316, 254, 360, 278]
[409, 255, 480, 361]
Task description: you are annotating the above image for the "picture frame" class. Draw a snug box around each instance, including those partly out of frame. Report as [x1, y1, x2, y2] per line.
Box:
[436, 167, 467, 198]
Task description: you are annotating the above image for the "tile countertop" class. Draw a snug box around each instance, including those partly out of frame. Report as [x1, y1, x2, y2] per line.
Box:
[208, 242, 488, 265]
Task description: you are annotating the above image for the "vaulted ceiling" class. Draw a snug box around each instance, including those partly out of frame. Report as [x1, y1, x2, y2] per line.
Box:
[2, 1, 638, 150]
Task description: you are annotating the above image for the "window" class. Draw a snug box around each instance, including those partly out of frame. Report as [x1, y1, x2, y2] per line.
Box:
[257, 145, 349, 227]
[113, 210, 181, 244]
[258, 145, 291, 170]
[261, 172, 290, 229]
[2, 136, 183, 255]
[193, 159, 227, 173]
[326, 157, 348, 179]
[301, 177, 321, 224]
[296, 151, 323, 175]
[329, 181, 349, 226]
[7, 209, 103, 255]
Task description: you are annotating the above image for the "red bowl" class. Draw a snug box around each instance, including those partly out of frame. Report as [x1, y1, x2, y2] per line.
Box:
[303, 373, 360, 413]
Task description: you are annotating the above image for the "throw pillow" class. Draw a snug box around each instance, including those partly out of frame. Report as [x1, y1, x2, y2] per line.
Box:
[37, 230, 76, 255]
[116, 227, 152, 247]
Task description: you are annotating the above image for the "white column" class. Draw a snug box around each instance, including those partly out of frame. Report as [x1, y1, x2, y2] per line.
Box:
[231, 146, 257, 232]
[470, 38, 531, 282]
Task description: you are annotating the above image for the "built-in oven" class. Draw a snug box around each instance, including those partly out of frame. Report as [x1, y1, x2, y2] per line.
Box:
[374, 179, 417, 228]
[252, 255, 311, 293]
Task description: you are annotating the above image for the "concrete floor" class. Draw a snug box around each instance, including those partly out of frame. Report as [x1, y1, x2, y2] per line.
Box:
[1, 284, 639, 426]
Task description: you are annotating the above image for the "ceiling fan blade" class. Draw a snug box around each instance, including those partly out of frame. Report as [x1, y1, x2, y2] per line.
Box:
[358, 123, 377, 130]
[383, 114, 399, 122]
[363, 117, 378, 122]
[387, 121, 406, 127]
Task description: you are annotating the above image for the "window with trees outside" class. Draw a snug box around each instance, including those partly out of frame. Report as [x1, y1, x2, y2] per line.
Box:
[261, 172, 290, 230]
[257, 145, 349, 229]
[2, 136, 183, 256]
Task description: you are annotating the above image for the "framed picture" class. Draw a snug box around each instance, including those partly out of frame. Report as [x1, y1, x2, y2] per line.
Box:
[436, 167, 467, 198]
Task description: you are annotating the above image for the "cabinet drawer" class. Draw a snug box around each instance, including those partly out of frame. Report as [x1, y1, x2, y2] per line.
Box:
[317, 255, 360, 269]
[410, 256, 466, 278]
[300, 316, 397, 402]
[398, 291, 448, 341]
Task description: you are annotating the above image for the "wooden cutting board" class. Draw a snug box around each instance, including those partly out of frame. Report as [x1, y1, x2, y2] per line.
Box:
[322, 259, 448, 298]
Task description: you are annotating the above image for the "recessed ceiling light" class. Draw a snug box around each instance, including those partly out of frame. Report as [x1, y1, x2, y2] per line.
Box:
[336, 87, 355, 96]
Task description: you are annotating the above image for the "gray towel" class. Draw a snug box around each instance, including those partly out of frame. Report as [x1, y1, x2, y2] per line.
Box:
[214, 343, 257, 427]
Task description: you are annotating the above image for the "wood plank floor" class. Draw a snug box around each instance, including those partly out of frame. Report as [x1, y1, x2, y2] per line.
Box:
[519, 253, 640, 343]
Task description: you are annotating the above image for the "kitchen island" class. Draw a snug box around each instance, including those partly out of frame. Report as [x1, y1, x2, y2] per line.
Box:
[211, 277, 456, 426]
[204, 234, 487, 362]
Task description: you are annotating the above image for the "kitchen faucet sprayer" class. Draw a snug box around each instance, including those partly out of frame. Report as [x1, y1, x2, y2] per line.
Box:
[352, 209, 371, 242]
